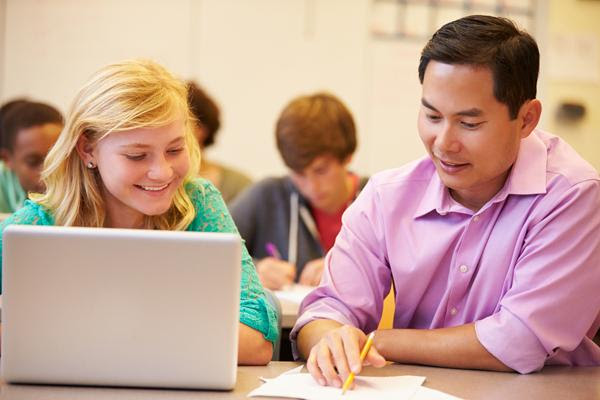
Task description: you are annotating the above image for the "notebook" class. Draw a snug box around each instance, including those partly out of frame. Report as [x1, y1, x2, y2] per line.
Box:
[1, 224, 241, 390]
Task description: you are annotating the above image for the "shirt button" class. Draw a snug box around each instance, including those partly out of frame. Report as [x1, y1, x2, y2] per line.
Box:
[450, 307, 457, 315]
[473, 215, 480, 222]
[459, 264, 468, 273]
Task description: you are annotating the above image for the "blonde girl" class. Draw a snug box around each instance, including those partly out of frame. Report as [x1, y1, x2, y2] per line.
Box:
[0, 59, 278, 365]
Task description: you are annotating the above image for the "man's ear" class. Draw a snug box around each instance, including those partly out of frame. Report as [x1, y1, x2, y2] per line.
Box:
[518, 99, 542, 139]
[0, 148, 12, 168]
[75, 133, 96, 166]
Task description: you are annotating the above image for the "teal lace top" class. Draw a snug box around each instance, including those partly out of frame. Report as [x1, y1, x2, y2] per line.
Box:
[0, 178, 279, 344]
[0, 161, 26, 213]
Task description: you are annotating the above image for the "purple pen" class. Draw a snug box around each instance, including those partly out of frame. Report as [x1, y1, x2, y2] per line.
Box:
[265, 242, 282, 259]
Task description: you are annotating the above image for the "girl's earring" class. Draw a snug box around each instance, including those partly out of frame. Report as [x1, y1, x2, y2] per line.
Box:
[87, 161, 96, 169]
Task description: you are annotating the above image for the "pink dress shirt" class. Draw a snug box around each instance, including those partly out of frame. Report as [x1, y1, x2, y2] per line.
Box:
[291, 129, 600, 373]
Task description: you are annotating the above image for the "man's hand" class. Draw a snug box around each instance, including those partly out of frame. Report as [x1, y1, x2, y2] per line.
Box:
[306, 324, 386, 388]
[256, 257, 296, 290]
[299, 257, 325, 286]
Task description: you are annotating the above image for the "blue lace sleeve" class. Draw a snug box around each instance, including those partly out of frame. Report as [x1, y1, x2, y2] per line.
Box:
[0, 200, 55, 292]
[186, 179, 279, 344]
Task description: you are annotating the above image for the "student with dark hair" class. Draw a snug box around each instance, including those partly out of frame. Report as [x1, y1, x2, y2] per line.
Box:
[230, 92, 367, 290]
[0, 99, 29, 134]
[0, 100, 63, 212]
[187, 81, 251, 204]
[293, 15, 600, 385]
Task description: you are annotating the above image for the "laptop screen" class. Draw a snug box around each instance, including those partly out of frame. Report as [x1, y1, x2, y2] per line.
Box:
[1, 224, 241, 389]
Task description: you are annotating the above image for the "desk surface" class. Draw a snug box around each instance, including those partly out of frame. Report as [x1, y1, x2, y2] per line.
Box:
[2, 362, 599, 400]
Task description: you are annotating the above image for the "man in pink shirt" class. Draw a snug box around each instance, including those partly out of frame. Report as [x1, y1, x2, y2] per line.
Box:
[291, 14, 600, 385]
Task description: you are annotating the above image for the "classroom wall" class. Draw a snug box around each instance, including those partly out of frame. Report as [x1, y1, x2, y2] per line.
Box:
[0, 0, 374, 178]
[1, 0, 599, 178]
[1, 0, 194, 112]
[192, 0, 373, 177]
[0, 0, 5, 98]
[542, 0, 600, 171]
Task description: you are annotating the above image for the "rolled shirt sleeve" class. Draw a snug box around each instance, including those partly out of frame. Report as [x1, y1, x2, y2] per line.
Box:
[475, 180, 600, 373]
[290, 179, 393, 352]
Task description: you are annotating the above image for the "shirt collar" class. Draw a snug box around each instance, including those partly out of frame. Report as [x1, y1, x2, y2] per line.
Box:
[413, 130, 548, 219]
[503, 130, 548, 196]
[413, 170, 472, 218]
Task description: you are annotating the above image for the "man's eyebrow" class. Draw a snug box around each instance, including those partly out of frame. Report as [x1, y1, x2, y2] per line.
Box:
[456, 108, 483, 117]
[421, 98, 438, 112]
[421, 98, 483, 117]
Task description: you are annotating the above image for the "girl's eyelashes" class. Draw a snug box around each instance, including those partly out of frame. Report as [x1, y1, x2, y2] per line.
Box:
[123, 145, 185, 161]
[124, 153, 145, 161]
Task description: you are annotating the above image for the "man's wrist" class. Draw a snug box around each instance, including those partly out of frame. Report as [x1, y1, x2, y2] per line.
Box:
[372, 328, 408, 362]
[297, 319, 344, 359]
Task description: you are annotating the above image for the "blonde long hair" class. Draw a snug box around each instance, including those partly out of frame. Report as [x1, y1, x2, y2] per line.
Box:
[32, 59, 201, 230]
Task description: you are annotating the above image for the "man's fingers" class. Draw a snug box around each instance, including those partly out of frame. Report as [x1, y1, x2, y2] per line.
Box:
[306, 347, 327, 386]
[306, 325, 370, 388]
[340, 327, 363, 374]
[316, 343, 341, 387]
[325, 331, 352, 384]
[365, 346, 387, 368]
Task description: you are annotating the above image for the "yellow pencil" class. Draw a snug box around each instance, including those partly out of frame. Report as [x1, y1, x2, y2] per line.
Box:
[341, 331, 375, 395]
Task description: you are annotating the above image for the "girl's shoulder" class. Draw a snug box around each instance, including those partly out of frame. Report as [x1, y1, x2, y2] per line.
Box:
[185, 178, 230, 233]
[185, 177, 221, 204]
[1, 200, 55, 229]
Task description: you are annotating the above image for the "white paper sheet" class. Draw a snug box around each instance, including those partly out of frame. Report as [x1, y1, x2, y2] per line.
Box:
[274, 284, 314, 304]
[249, 368, 425, 400]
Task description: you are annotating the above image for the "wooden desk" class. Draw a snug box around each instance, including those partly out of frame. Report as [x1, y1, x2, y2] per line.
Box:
[1, 362, 599, 400]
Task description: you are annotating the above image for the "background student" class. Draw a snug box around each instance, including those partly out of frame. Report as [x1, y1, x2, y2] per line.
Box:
[187, 81, 252, 204]
[0, 59, 278, 365]
[230, 92, 368, 290]
[292, 15, 600, 387]
[0, 100, 63, 213]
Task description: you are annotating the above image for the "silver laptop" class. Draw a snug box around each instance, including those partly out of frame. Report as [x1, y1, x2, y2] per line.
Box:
[1, 224, 241, 390]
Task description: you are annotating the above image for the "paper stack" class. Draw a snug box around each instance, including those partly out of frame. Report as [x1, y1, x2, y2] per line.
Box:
[248, 365, 462, 400]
